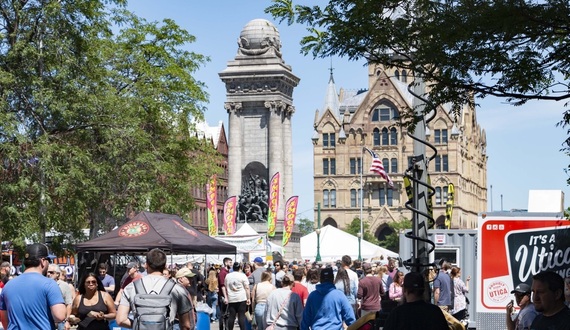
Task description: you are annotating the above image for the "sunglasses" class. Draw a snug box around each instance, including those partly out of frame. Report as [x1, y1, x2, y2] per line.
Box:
[47, 271, 55, 274]
[85, 280, 97, 284]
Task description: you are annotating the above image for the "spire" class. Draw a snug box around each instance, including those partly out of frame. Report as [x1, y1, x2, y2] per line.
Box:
[323, 60, 340, 118]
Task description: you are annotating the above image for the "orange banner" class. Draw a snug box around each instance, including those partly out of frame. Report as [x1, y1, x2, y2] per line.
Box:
[223, 196, 237, 235]
[282, 196, 298, 246]
[206, 175, 218, 236]
[267, 172, 280, 237]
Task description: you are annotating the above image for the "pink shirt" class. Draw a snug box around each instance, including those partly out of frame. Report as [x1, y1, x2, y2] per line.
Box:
[388, 283, 403, 300]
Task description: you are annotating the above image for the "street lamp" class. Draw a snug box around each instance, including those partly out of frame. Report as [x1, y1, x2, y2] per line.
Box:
[316, 202, 322, 262]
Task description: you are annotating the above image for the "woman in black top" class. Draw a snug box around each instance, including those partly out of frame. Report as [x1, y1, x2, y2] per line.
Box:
[70, 273, 116, 330]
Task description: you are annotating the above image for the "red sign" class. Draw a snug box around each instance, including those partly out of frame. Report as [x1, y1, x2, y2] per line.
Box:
[477, 214, 570, 313]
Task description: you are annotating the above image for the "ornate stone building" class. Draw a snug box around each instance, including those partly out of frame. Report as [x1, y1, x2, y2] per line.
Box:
[313, 64, 487, 239]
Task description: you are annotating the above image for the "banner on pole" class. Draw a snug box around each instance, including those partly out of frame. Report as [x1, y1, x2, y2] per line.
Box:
[282, 196, 298, 247]
[445, 183, 454, 229]
[223, 196, 237, 235]
[206, 175, 218, 236]
[267, 172, 280, 237]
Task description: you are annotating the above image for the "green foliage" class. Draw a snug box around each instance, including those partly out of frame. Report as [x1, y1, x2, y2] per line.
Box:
[345, 217, 379, 245]
[266, 0, 570, 131]
[297, 217, 314, 236]
[0, 1, 218, 253]
[380, 218, 412, 254]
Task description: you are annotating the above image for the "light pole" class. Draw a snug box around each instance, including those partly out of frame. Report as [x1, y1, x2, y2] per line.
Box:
[316, 202, 322, 262]
[357, 232, 362, 261]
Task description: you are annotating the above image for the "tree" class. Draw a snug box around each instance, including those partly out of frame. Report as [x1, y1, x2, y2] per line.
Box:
[345, 217, 379, 245]
[379, 218, 412, 254]
[0, 1, 218, 251]
[266, 0, 570, 141]
[297, 217, 314, 236]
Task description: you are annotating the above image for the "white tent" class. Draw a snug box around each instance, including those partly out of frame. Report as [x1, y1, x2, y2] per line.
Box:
[300, 225, 398, 262]
[215, 223, 283, 262]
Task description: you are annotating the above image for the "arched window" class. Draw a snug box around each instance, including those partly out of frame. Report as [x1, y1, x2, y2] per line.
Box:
[390, 158, 398, 173]
[373, 128, 380, 146]
[435, 187, 442, 205]
[330, 190, 336, 208]
[323, 190, 330, 207]
[382, 158, 389, 173]
[381, 128, 389, 145]
[390, 127, 398, 145]
[350, 189, 362, 207]
[351, 189, 357, 207]
[402, 70, 407, 83]
[394, 70, 400, 80]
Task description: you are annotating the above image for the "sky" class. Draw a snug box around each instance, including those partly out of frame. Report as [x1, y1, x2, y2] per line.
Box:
[126, 1, 570, 221]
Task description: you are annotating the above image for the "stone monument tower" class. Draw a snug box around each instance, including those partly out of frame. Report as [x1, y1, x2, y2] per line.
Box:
[219, 19, 299, 236]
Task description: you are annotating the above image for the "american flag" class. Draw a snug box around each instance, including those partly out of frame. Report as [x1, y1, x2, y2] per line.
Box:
[364, 147, 394, 188]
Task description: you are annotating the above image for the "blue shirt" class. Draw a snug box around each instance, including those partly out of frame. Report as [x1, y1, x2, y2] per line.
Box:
[301, 282, 355, 330]
[433, 270, 452, 307]
[99, 273, 115, 288]
[0, 272, 64, 330]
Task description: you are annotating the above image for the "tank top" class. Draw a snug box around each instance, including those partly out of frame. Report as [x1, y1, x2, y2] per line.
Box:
[77, 290, 108, 330]
[254, 281, 274, 304]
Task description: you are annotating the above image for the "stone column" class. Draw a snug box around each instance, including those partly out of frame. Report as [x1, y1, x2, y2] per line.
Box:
[266, 100, 285, 220]
[225, 102, 243, 198]
[283, 105, 294, 206]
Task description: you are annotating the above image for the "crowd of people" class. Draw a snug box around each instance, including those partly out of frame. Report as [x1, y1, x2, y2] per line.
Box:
[0, 243, 569, 330]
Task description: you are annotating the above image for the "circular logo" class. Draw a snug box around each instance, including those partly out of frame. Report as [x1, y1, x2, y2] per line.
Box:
[487, 280, 510, 303]
[118, 221, 150, 237]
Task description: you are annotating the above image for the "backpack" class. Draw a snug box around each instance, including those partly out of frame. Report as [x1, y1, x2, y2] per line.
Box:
[132, 278, 176, 330]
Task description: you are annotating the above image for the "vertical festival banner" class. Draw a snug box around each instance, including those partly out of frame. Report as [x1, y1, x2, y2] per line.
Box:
[206, 175, 218, 236]
[267, 172, 280, 237]
[282, 196, 298, 247]
[223, 196, 237, 235]
[445, 183, 455, 229]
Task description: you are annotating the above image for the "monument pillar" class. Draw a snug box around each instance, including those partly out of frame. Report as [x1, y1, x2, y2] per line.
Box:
[219, 19, 300, 248]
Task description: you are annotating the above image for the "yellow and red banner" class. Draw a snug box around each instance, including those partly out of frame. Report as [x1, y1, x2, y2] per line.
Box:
[206, 175, 218, 236]
[282, 196, 298, 247]
[267, 172, 280, 237]
[223, 196, 237, 235]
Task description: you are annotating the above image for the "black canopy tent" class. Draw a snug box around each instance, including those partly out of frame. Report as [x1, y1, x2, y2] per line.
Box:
[75, 211, 236, 254]
[74, 212, 236, 292]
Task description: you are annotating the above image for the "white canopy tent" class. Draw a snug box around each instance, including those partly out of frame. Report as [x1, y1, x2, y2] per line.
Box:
[215, 223, 283, 262]
[300, 225, 398, 262]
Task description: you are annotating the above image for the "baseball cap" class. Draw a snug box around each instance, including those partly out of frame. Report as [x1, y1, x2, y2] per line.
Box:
[175, 267, 196, 279]
[126, 261, 138, 269]
[24, 243, 50, 262]
[511, 283, 531, 295]
[320, 267, 335, 283]
[403, 272, 424, 289]
[253, 257, 264, 264]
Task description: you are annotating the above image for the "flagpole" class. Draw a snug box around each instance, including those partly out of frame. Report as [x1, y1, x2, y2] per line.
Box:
[359, 146, 364, 261]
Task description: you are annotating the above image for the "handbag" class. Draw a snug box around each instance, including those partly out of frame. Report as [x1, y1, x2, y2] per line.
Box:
[245, 310, 253, 322]
[266, 291, 292, 330]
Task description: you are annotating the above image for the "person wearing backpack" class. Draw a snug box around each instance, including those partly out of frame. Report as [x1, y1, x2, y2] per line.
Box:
[116, 248, 194, 330]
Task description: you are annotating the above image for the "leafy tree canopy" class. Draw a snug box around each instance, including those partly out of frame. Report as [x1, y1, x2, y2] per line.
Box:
[345, 217, 379, 245]
[379, 218, 412, 253]
[297, 217, 314, 236]
[0, 0, 219, 252]
[266, 0, 570, 118]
